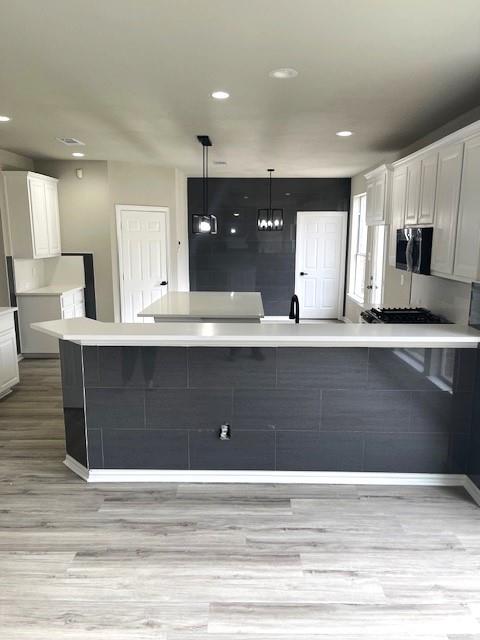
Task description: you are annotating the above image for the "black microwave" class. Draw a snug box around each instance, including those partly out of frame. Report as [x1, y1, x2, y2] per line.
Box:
[396, 227, 433, 275]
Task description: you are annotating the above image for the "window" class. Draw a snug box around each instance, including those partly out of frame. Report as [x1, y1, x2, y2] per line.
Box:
[348, 193, 367, 302]
[369, 224, 386, 306]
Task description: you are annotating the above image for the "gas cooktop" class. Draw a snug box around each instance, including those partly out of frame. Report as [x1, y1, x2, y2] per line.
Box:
[360, 307, 446, 324]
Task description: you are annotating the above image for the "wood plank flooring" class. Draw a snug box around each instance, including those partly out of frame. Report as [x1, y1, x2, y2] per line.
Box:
[1, 358, 480, 638]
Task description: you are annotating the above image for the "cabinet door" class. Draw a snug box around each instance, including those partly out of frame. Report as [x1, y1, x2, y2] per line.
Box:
[404, 160, 421, 225]
[28, 178, 50, 258]
[418, 153, 438, 225]
[0, 330, 19, 394]
[366, 174, 387, 225]
[453, 134, 480, 280]
[431, 143, 464, 275]
[388, 167, 407, 266]
[365, 180, 376, 225]
[44, 181, 61, 256]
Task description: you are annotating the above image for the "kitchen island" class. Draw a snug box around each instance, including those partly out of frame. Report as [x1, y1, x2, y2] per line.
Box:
[32, 318, 480, 489]
[138, 291, 264, 323]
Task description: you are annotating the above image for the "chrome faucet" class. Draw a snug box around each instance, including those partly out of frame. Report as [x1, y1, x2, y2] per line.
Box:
[289, 294, 300, 324]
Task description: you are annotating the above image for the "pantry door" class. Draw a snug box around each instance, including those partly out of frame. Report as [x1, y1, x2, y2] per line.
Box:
[295, 211, 347, 319]
[116, 205, 169, 323]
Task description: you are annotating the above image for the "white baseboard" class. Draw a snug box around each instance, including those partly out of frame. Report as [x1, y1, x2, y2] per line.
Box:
[463, 476, 480, 506]
[64, 455, 89, 481]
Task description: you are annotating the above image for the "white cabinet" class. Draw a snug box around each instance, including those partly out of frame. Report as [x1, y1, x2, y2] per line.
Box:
[3, 171, 61, 259]
[17, 289, 85, 355]
[418, 153, 438, 225]
[453, 134, 480, 280]
[0, 310, 19, 399]
[430, 142, 464, 276]
[404, 159, 421, 225]
[364, 165, 392, 225]
[388, 166, 407, 266]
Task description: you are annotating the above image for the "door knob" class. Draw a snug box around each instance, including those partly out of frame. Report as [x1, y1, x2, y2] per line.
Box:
[160, 280, 168, 286]
[300, 272, 308, 276]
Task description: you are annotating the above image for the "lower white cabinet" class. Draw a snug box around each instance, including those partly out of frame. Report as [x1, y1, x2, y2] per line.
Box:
[17, 288, 85, 355]
[0, 310, 20, 399]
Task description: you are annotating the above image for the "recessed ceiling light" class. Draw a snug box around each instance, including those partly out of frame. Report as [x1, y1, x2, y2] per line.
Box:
[211, 91, 230, 100]
[233, 212, 240, 217]
[0, 115, 11, 122]
[336, 130, 353, 137]
[213, 160, 227, 165]
[72, 152, 85, 157]
[56, 137, 85, 145]
[230, 228, 237, 234]
[269, 68, 298, 79]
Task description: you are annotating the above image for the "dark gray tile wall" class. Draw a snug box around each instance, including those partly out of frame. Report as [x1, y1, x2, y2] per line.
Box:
[188, 178, 351, 316]
[59, 340, 87, 466]
[78, 344, 475, 473]
[467, 287, 480, 490]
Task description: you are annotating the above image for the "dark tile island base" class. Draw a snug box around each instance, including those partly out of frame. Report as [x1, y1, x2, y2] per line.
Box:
[59, 340, 480, 481]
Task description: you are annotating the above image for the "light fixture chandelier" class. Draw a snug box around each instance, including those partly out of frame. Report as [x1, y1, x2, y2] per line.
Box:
[192, 135, 217, 234]
[257, 169, 284, 231]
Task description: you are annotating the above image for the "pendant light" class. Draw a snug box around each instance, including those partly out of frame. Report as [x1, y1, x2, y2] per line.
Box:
[257, 169, 284, 231]
[192, 135, 217, 234]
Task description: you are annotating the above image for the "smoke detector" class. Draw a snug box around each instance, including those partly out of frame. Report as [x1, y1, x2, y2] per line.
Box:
[56, 137, 85, 146]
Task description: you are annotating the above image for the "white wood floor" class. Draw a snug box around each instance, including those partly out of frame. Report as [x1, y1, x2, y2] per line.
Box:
[1, 359, 480, 639]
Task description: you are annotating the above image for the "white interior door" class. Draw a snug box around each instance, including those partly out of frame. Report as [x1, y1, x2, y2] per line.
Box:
[295, 211, 347, 319]
[117, 206, 169, 323]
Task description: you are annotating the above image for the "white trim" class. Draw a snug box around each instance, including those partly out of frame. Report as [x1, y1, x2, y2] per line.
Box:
[115, 205, 171, 323]
[463, 476, 480, 506]
[66, 466, 465, 486]
[295, 211, 347, 320]
[64, 455, 89, 481]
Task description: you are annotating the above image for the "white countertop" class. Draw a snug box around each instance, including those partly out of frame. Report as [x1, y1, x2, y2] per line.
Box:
[138, 292, 264, 319]
[30, 317, 480, 348]
[16, 285, 84, 297]
[0, 306, 17, 317]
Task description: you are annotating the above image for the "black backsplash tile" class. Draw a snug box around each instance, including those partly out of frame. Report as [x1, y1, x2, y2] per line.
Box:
[321, 389, 410, 431]
[367, 348, 437, 390]
[87, 429, 103, 468]
[102, 429, 188, 469]
[188, 177, 351, 315]
[189, 429, 275, 470]
[364, 433, 450, 473]
[85, 388, 145, 429]
[63, 408, 87, 467]
[145, 388, 232, 429]
[188, 347, 275, 389]
[83, 346, 187, 388]
[277, 348, 368, 389]
[276, 431, 364, 471]
[233, 388, 320, 430]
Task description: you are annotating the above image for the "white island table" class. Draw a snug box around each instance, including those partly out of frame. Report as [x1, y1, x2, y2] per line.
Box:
[138, 291, 265, 323]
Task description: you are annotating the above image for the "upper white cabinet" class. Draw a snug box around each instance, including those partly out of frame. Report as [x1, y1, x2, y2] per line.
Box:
[430, 142, 464, 276]
[453, 134, 480, 280]
[404, 159, 421, 225]
[3, 171, 61, 259]
[418, 153, 438, 225]
[364, 165, 392, 225]
[388, 166, 407, 267]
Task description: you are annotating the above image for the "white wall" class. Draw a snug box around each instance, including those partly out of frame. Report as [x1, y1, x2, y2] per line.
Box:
[35, 160, 113, 321]
[35, 159, 189, 321]
[107, 161, 188, 321]
[0, 149, 35, 306]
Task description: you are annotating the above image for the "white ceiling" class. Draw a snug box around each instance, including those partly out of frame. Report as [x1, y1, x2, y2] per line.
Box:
[0, 0, 480, 177]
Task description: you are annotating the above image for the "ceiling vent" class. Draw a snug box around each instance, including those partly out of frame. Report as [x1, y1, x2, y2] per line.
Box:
[56, 137, 85, 146]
